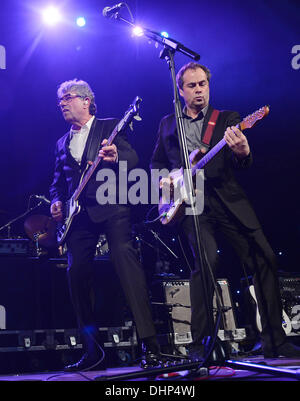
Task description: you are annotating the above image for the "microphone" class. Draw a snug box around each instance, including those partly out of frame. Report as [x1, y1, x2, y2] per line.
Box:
[32, 195, 51, 205]
[102, 3, 125, 18]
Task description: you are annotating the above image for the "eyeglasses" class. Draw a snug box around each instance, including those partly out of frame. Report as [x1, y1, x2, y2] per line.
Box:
[57, 94, 84, 106]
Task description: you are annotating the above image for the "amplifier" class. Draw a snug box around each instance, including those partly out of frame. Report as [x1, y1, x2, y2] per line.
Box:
[279, 275, 300, 336]
[0, 239, 29, 255]
[159, 278, 244, 345]
[244, 274, 300, 337]
[163, 280, 192, 345]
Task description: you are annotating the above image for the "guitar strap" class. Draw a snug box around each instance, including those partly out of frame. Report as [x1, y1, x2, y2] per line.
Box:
[81, 117, 101, 167]
[200, 109, 220, 153]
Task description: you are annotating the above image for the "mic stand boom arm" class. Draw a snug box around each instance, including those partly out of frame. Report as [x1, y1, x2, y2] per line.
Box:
[0, 201, 43, 238]
[111, 12, 200, 61]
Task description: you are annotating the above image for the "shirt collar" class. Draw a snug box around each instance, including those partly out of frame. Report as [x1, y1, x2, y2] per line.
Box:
[70, 115, 95, 136]
[183, 104, 209, 121]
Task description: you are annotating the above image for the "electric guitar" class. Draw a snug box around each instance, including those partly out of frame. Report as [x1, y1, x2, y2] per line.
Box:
[158, 106, 270, 225]
[249, 285, 292, 335]
[56, 96, 142, 246]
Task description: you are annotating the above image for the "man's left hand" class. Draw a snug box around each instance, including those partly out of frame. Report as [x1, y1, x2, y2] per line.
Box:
[224, 126, 250, 159]
[99, 139, 118, 163]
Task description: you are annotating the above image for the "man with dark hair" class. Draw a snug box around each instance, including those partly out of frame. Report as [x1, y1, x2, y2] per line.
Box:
[150, 63, 300, 359]
[50, 79, 161, 371]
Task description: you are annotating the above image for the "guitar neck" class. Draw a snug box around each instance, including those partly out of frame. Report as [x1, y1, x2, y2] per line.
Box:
[192, 122, 241, 173]
[73, 124, 120, 201]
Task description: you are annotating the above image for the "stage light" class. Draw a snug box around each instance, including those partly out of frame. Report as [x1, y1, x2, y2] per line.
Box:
[76, 17, 86, 27]
[132, 26, 144, 37]
[161, 31, 169, 38]
[42, 6, 62, 26]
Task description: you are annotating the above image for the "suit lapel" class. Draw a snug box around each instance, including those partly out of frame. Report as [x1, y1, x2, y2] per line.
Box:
[81, 117, 100, 166]
[62, 132, 79, 169]
[62, 118, 105, 169]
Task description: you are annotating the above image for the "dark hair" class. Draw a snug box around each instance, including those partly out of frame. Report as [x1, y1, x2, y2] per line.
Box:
[176, 62, 211, 89]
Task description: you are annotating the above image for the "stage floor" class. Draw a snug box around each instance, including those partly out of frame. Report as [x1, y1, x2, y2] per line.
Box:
[0, 355, 299, 382]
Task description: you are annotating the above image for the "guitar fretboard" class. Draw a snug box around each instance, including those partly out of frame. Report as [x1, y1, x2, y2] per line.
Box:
[192, 122, 242, 174]
[193, 138, 226, 173]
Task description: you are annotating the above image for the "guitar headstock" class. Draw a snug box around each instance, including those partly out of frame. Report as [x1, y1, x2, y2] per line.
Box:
[123, 96, 142, 131]
[125, 97, 142, 128]
[240, 105, 270, 131]
[130, 96, 142, 119]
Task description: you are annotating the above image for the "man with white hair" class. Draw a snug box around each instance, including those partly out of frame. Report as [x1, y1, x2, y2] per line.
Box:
[50, 79, 161, 371]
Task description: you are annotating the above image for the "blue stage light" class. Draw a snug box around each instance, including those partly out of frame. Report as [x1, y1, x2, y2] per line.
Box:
[76, 17, 86, 27]
[161, 31, 169, 38]
[132, 26, 144, 37]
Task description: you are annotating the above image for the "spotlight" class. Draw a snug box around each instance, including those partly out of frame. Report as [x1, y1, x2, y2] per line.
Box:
[132, 26, 144, 37]
[161, 31, 169, 38]
[76, 16, 86, 27]
[42, 6, 62, 26]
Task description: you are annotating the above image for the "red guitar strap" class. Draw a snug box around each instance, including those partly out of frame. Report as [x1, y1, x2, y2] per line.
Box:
[200, 109, 220, 152]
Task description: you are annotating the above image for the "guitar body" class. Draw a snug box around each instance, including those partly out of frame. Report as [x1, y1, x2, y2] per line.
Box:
[158, 196, 186, 226]
[56, 196, 81, 246]
[158, 149, 202, 225]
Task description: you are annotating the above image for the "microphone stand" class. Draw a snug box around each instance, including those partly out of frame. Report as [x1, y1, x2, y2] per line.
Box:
[99, 11, 219, 373]
[111, 11, 215, 342]
[0, 201, 43, 238]
[96, 10, 300, 382]
[158, 45, 215, 344]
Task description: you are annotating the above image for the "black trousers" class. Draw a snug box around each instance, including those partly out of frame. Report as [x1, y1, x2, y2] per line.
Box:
[180, 195, 286, 353]
[66, 208, 156, 350]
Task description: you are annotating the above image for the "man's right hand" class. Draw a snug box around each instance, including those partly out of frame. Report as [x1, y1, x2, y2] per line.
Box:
[159, 177, 173, 190]
[50, 201, 63, 222]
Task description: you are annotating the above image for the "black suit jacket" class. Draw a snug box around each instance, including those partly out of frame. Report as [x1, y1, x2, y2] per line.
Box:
[49, 117, 138, 223]
[150, 105, 261, 229]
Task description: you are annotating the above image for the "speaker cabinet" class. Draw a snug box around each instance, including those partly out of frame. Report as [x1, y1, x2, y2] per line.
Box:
[243, 273, 300, 337]
[158, 278, 239, 345]
[279, 275, 300, 336]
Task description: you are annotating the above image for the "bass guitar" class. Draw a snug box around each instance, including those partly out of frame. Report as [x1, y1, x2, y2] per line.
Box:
[56, 96, 142, 246]
[158, 106, 270, 225]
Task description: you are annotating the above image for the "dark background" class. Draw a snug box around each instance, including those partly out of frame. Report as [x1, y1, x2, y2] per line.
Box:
[0, 0, 299, 300]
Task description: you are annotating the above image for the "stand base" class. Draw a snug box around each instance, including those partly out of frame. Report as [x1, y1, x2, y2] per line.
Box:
[94, 360, 208, 381]
[226, 359, 300, 380]
[94, 356, 300, 381]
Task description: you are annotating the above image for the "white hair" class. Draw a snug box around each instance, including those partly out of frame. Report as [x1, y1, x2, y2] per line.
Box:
[57, 79, 97, 115]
